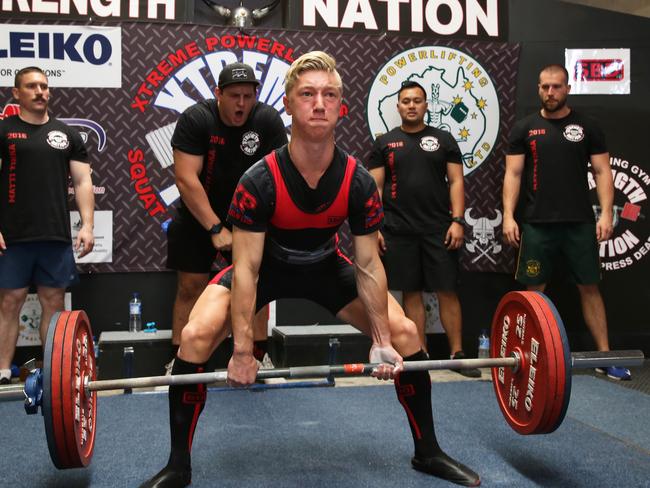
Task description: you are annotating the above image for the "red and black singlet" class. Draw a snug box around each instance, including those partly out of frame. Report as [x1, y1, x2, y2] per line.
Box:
[227, 144, 383, 263]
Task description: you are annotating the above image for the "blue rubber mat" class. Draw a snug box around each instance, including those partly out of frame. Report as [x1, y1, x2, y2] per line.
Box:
[1, 376, 648, 487]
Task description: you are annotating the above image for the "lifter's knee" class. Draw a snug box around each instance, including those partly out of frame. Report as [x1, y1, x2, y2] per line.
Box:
[390, 314, 422, 356]
[178, 319, 221, 362]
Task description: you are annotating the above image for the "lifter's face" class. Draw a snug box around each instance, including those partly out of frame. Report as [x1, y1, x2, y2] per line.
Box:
[283, 70, 341, 140]
[13, 71, 50, 116]
[216, 83, 257, 127]
[538, 70, 570, 114]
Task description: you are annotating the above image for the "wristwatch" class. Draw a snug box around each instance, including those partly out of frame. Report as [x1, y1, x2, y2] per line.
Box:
[209, 223, 223, 235]
[451, 216, 465, 225]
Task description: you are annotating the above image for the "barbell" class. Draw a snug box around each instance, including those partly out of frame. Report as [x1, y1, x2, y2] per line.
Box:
[0, 291, 644, 470]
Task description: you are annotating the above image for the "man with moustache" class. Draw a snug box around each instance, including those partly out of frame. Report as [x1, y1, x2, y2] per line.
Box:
[0, 66, 94, 384]
[502, 64, 630, 380]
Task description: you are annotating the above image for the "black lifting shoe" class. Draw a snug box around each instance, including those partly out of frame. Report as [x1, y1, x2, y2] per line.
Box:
[412, 451, 481, 486]
[138, 465, 191, 488]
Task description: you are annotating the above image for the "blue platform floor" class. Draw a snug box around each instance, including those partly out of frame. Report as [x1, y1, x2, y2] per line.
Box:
[1, 376, 649, 487]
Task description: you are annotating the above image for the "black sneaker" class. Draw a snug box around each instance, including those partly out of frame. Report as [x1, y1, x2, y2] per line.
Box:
[412, 451, 481, 486]
[451, 351, 482, 378]
[138, 465, 191, 488]
[0, 377, 10, 385]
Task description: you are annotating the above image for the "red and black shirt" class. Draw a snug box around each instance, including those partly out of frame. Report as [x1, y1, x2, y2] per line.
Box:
[0, 115, 88, 243]
[171, 99, 288, 226]
[227, 145, 383, 259]
[507, 110, 607, 223]
[367, 125, 462, 234]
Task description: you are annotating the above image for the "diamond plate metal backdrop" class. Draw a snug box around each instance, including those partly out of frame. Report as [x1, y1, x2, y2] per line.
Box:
[0, 22, 520, 273]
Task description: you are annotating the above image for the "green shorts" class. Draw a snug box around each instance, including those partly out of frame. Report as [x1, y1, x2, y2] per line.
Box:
[515, 223, 601, 285]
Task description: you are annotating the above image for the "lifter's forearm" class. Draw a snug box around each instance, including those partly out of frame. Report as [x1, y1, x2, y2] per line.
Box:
[355, 258, 392, 346]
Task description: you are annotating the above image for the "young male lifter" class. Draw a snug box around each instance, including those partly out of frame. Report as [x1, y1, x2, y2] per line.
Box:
[140, 52, 480, 488]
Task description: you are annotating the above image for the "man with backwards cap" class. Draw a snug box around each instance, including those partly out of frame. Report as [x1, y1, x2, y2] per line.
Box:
[141, 51, 479, 488]
[165, 62, 287, 373]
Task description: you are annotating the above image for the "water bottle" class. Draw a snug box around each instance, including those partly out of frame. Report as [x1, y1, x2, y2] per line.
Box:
[129, 292, 142, 332]
[478, 329, 490, 359]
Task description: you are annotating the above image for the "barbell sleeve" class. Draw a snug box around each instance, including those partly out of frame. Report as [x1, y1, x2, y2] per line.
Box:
[570, 350, 645, 369]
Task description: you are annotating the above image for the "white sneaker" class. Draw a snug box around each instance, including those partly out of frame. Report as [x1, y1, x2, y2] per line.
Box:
[260, 353, 274, 370]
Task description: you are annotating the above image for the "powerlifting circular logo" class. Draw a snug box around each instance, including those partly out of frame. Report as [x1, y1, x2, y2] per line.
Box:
[47, 130, 69, 150]
[366, 46, 500, 176]
[420, 136, 440, 152]
[240, 130, 260, 156]
[590, 155, 649, 272]
[563, 124, 585, 142]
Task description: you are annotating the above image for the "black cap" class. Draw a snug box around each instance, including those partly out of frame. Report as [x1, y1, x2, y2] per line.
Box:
[218, 62, 260, 89]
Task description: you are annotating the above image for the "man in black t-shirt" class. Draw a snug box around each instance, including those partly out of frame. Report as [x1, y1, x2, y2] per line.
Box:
[140, 52, 479, 488]
[503, 64, 630, 381]
[166, 62, 287, 371]
[0, 67, 94, 385]
[368, 81, 480, 378]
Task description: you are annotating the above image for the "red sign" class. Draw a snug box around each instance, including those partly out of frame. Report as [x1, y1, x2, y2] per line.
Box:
[575, 59, 624, 81]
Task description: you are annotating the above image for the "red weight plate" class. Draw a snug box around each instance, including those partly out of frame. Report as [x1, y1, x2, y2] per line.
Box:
[60, 311, 97, 467]
[43, 312, 73, 468]
[528, 293, 572, 434]
[522, 294, 563, 434]
[490, 291, 558, 435]
[42, 311, 97, 469]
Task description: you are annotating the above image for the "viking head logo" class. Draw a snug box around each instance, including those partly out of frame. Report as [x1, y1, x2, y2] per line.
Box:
[465, 208, 502, 245]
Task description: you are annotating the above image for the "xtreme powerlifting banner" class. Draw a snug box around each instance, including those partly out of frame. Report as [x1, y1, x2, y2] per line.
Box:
[0, 22, 520, 273]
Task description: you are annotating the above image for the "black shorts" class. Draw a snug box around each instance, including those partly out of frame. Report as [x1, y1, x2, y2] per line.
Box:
[382, 230, 458, 292]
[166, 216, 231, 273]
[211, 251, 358, 314]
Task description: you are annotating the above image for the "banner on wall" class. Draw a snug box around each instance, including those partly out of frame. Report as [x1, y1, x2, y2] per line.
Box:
[288, 0, 508, 41]
[16, 293, 72, 347]
[0, 24, 122, 88]
[590, 155, 649, 272]
[0, 1, 190, 23]
[0, 22, 520, 273]
[565, 48, 631, 95]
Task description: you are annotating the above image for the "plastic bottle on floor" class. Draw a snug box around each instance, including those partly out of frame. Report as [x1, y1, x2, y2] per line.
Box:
[129, 292, 142, 332]
[478, 329, 490, 359]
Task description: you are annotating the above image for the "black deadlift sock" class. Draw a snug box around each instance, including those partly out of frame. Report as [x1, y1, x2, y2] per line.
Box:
[394, 350, 442, 459]
[167, 357, 208, 470]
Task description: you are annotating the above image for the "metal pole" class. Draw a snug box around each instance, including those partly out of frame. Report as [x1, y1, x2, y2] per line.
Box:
[0, 384, 25, 402]
[87, 356, 520, 392]
[85, 350, 645, 392]
[0, 349, 643, 401]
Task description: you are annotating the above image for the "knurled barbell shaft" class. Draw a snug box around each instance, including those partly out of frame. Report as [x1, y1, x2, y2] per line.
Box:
[0, 350, 643, 402]
[85, 349, 645, 393]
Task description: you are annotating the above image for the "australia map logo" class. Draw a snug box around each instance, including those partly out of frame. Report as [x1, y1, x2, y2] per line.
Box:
[367, 46, 500, 176]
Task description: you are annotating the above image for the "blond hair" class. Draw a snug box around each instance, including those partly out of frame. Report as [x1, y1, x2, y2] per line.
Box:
[284, 51, 342, 96]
